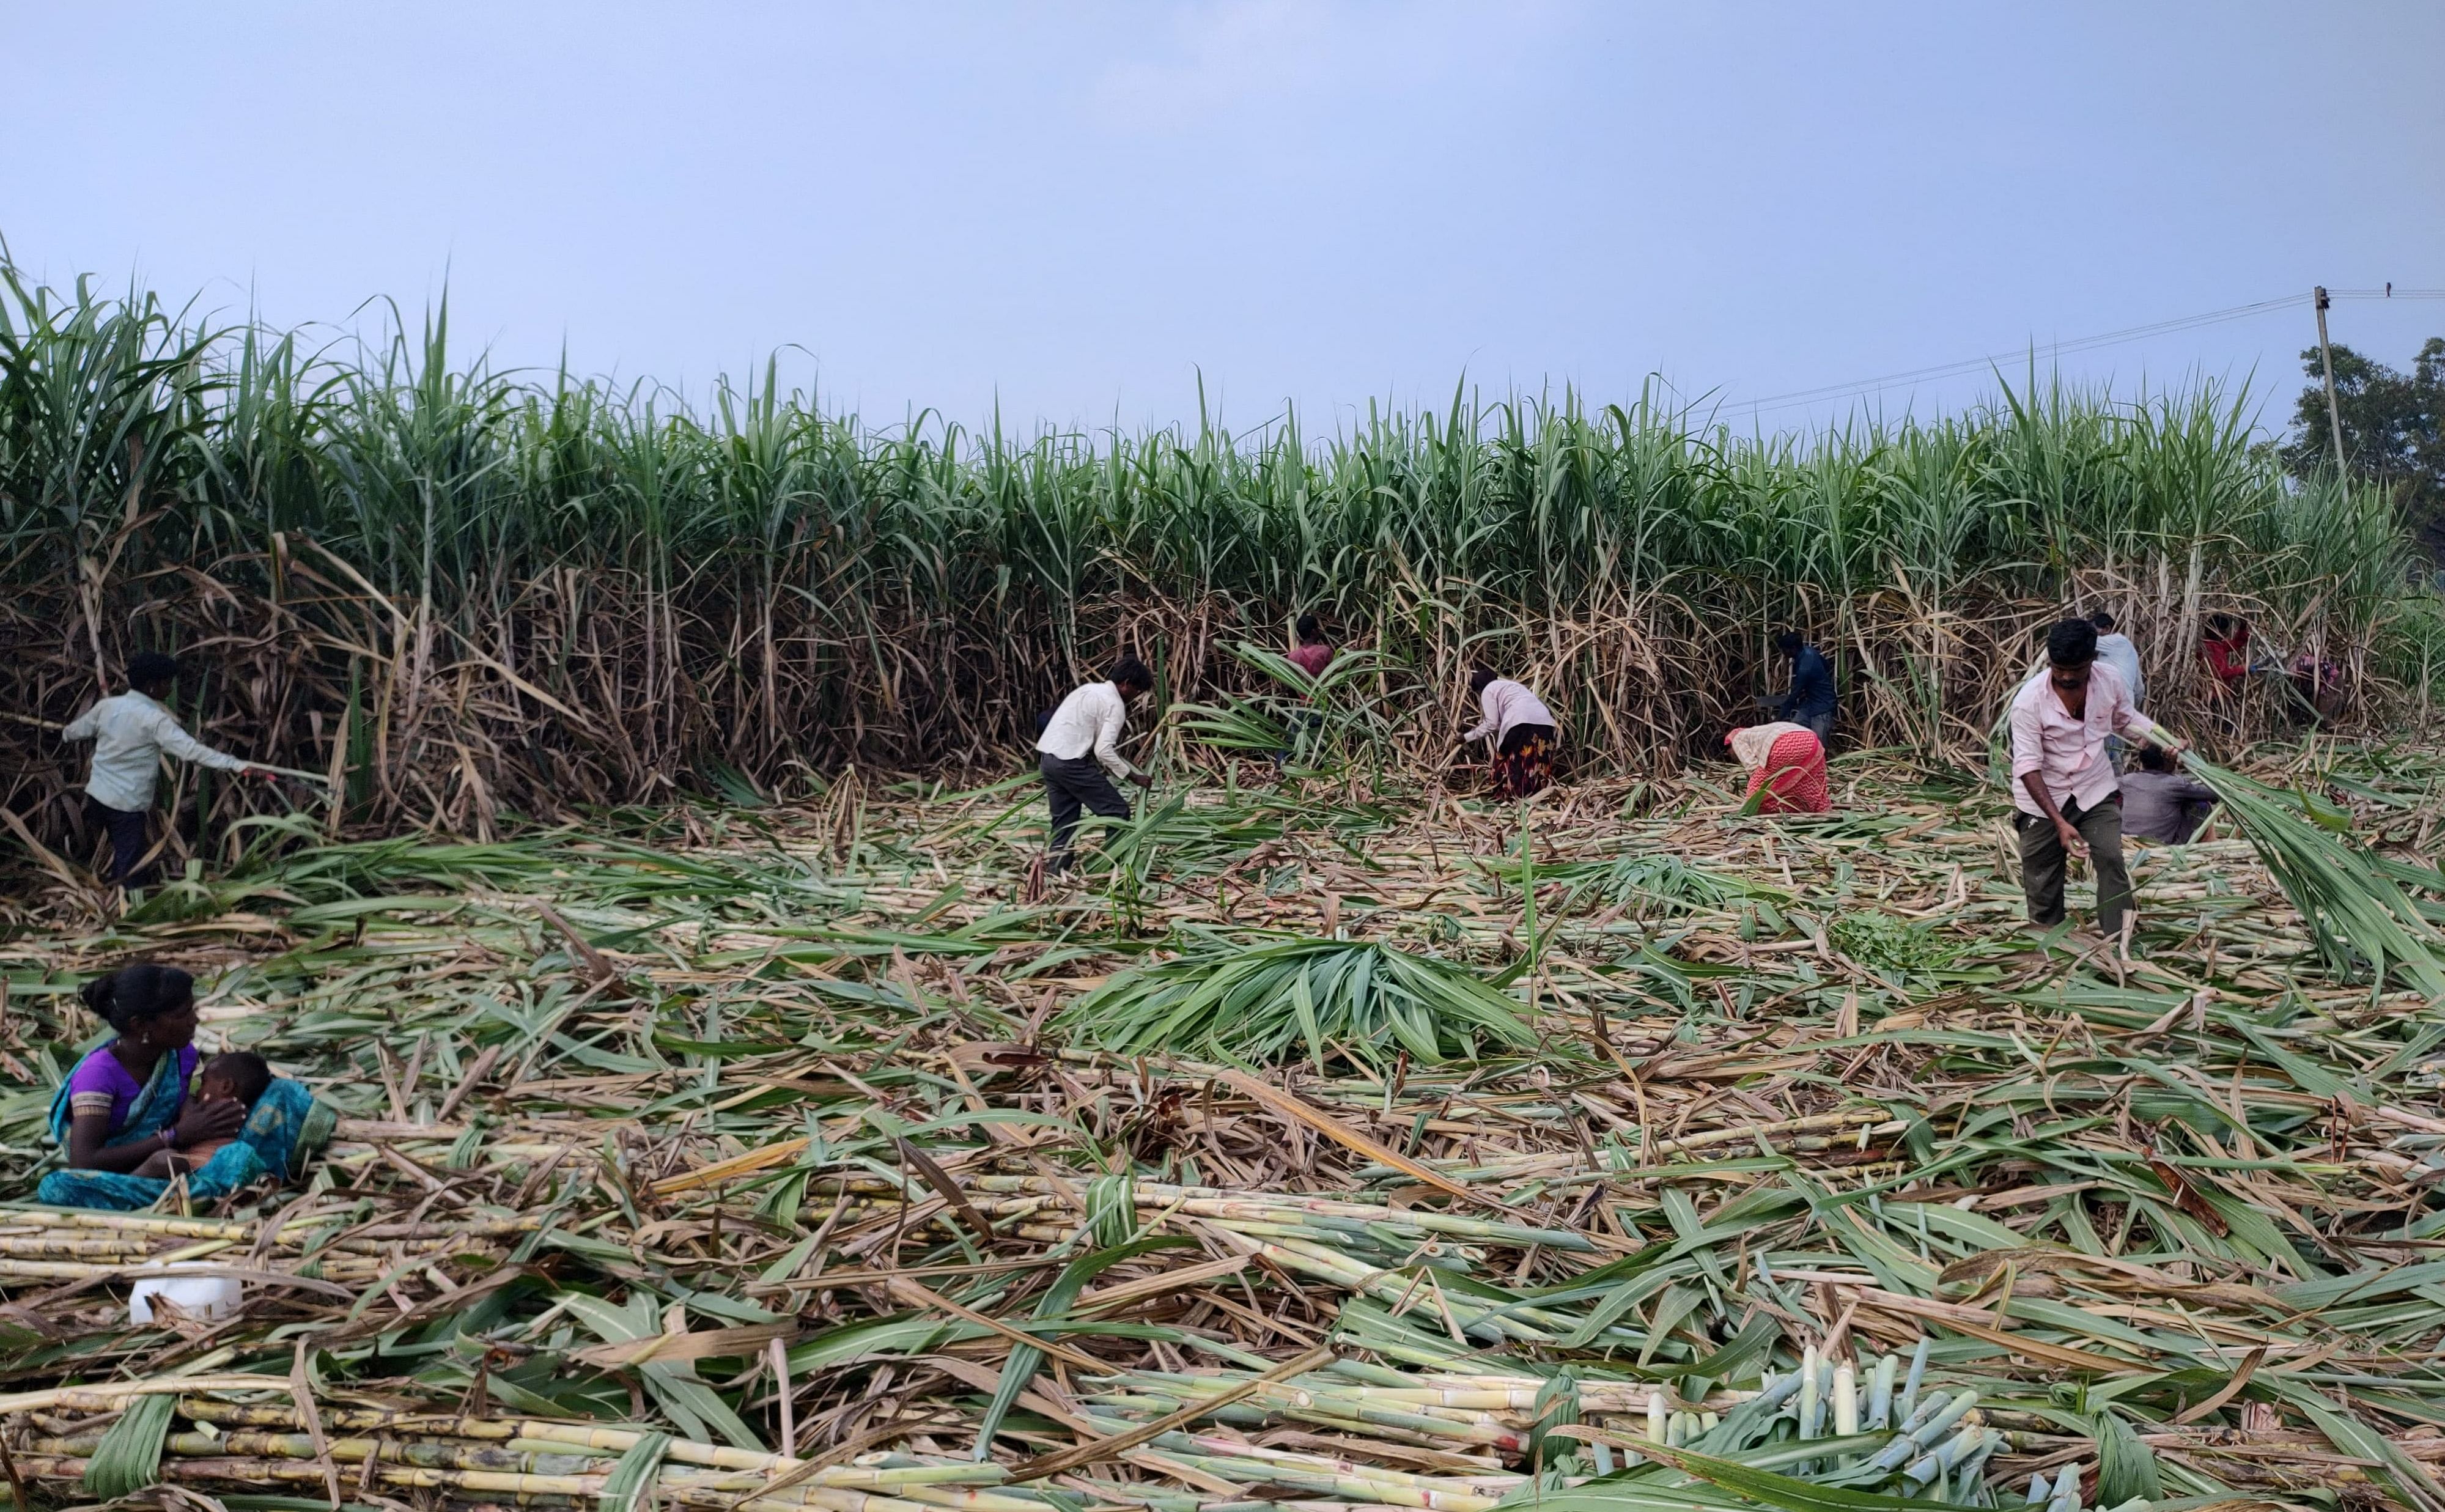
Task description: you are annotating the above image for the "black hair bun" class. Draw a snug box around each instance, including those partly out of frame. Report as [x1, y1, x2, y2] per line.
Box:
[79, 962, 193, 1030]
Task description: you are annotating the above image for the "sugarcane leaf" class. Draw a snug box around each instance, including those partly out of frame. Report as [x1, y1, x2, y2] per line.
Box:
[597, 1430, 669, 1512]
[1680, 1310, 1782, 1398]
[2091, 1409, 2163, 1505]
[1540, 1440, 1983, 1512]
[1636, 1283, 1702, 1367]
[1291, 964, 1324, 1072]
[2270, 1377, 2445, 1510]
[641, 1361, 761, 1450]
[974, 1237, 1187, 1458]
[84, 1391, 178, 1500]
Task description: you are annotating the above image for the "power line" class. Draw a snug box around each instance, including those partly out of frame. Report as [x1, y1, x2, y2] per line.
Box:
[1728, 285, 2441, 419]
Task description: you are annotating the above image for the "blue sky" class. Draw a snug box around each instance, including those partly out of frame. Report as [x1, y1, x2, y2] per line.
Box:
[4, 1, 2439, 437]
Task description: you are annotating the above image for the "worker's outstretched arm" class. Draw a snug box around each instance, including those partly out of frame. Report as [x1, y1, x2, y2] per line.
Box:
[2114, 686, 2183, 751]
[1092, 695, 1145, 787]
[148, 706, 247, 772]
[61, 704, 102, 742]
[1459, 687, 1497, 744]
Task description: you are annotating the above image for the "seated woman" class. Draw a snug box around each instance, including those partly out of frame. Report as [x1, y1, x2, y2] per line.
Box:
[1727, 721, 1831, 814]
[42, 963, 326, 1211]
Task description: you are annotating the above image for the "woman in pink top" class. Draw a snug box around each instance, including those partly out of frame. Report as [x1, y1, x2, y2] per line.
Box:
[1270, 614, 1338, 772]
[1286, 614, 1334, 680]
[1459, 668, 1560, 798]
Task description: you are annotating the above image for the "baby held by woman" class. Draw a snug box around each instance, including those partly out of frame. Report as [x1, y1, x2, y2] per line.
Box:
[132, 1051, 270, 1178]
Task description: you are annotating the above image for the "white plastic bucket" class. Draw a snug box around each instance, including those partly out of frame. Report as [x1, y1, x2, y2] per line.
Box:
[129, 1264, 243, 1324]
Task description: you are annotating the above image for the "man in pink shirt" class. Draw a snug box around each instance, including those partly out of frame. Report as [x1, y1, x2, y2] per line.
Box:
[2009, 619, 2185, 939]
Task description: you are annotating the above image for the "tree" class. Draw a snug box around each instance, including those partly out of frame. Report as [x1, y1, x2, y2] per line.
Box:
[2282, 337, 2445, 542]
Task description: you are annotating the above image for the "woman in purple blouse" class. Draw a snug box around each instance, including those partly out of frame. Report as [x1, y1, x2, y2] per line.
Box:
[54, 964, 246, 1175]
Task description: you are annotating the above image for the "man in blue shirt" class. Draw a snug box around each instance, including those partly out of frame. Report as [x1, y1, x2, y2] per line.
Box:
[1774, 631, 1835, 747]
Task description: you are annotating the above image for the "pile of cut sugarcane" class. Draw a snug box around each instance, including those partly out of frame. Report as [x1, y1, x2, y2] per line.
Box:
[7, 749, 2445, 1512]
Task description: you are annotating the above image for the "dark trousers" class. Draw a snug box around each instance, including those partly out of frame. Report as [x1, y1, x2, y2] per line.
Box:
[86, 796, 153, 888]
[1798, 710, 1834, 748]
[1041, 754, 1131, 869]
[1274, 707, 1321, 767]
[2016, 794, 2130, 938]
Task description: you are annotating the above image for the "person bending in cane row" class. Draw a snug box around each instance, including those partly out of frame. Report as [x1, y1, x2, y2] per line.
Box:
[1034, 657, 1156, 872]
[1458, 668, 1560, 800]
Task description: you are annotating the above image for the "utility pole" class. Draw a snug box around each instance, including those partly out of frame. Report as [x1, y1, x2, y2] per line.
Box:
[2315, 286, 2347, 473]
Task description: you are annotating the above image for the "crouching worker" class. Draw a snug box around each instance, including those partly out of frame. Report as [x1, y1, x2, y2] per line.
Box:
[2008, 618, 2185, 942]
[1459, 668, 1560, 799]
[2121, 744, 2219, 844]
[1727, 721, 1831, 814]
[40, 963, 330, 1211]
[1035, 657, 1156, 872]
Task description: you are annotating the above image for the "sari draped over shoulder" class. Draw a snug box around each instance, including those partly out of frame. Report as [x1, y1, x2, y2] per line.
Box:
[47, 1044, 186, 1152]
[37, 1077, 331, 1212]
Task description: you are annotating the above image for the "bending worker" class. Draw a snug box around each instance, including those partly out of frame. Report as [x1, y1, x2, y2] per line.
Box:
[1034, 656, 1156, 872]
[2008, 618, 2184, 941]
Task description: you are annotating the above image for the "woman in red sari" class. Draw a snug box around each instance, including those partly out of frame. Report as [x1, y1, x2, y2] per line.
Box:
[1727, 722, 1831, 814]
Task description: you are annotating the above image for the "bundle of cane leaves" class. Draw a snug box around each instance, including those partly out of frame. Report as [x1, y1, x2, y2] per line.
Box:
[83, 1390, 179, 1500]
[1480, 849, 1787, 918]
[2181, 752, 2445, 995]
[1827, 910, 1958, 976]
[1532, 1348, 2034, 1510]
[1173, 643, 1412, 772]
[1053, 934, 1536, 1068]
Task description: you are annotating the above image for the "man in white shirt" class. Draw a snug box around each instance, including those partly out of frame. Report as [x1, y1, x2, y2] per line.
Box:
[2089, 611, 2144, 706]
[61, 652, 265, 888]
[2008, 619, 2183, 940]
[2089, 611, 2145, 770]
[1034, 657, 1155, 871]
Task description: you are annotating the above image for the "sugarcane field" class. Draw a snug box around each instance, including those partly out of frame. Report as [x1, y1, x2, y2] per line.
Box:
[6, 263, 2445, 1512]
[6, 11, 2445, 1510]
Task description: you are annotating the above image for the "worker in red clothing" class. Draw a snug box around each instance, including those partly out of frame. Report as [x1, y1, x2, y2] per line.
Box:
[2200, 613, 2251, 694]
[1275, 614, 1337, 770]
[1287, 614, 1335, 680]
